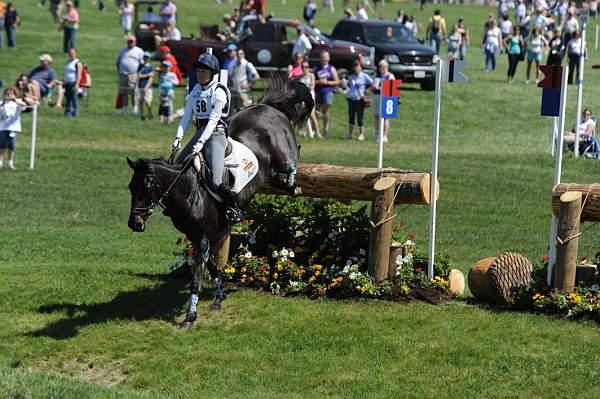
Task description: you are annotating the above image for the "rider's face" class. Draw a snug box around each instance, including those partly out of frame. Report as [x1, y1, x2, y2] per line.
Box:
[196, 68, 212, 85]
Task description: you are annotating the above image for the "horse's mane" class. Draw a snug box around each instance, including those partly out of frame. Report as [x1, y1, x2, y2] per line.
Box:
[259, 75, 314, 129]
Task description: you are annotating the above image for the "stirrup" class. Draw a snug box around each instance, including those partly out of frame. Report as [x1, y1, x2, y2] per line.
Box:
[225, 207, 244, 223]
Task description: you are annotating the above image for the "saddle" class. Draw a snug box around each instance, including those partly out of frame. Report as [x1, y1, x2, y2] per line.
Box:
[191, 138, 259, 202]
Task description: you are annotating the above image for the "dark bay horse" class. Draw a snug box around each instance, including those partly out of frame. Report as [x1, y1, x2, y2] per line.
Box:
[127, 77, 313, 328]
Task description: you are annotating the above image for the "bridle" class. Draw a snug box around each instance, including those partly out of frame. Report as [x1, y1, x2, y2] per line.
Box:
[130, 151, 194, 216]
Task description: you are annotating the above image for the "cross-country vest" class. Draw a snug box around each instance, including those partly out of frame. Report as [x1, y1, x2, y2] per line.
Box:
[188, 81, 231, 131]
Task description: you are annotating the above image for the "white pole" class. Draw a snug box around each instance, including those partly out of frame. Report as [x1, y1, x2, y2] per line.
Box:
[574, 22, 587, 157]
[29, 105, 38, 170]
[427, 60, 443, 281]
[595, 24, 598, 51]
[547, 66, 569, 286]
[377, 115, 385, 168]
[549, 117, 558, 156]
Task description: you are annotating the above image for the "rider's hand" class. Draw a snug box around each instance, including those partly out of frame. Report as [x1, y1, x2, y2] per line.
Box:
[171, 137, 181, 151]
[192, 141, 204, 155]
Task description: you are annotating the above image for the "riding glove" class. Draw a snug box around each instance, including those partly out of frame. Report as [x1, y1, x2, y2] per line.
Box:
[192, 141, 205, 155]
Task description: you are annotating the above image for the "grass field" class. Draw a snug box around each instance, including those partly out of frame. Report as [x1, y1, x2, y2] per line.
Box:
[2, 0, 600, 397]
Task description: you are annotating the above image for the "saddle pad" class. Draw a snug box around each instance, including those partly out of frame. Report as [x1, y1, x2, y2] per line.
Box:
[225, 138, 259, 194]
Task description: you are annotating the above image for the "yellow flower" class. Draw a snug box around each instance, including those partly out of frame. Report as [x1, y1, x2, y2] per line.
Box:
[313, 264, 322, 270]
[273, 273, 279, 279]
[400, 284, 410, 295]
[336, 277, 344, 283]
[241, 267, 247, 273]
[298, 268, 305, 275]
[242, 274, 247, 278]
[309, 276, 316, 283]
[315, 271, 322, 277]
[277, 263, 283, 271]
[533, 293, 542, 300]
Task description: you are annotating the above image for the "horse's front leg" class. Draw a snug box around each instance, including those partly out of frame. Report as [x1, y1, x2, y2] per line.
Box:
[206, 255, 227, 311]
[180, 237, 210, 329]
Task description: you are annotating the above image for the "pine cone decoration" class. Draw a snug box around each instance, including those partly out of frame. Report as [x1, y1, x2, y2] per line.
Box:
[487, 252, 533, 304]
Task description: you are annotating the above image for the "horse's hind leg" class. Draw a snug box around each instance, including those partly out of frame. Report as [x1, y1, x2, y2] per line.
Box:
[206, 256, 227, 311]
[181, 237, 210, 329]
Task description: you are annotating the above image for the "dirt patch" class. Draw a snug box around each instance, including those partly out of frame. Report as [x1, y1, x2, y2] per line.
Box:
[29, 357, 129, 387]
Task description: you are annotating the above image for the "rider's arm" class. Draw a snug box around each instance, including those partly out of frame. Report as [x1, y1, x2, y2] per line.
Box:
[195, 88, 227, 146]
[175, 90, 195, 139]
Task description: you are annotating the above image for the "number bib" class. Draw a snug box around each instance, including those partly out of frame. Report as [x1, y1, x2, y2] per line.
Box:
[188, 81, 231, 121]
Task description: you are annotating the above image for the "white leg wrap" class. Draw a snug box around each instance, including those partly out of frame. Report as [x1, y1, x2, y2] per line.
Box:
[189, 294, 199, 314]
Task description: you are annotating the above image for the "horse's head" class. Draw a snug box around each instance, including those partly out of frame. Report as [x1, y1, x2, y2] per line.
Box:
[127, 157, 161, 232]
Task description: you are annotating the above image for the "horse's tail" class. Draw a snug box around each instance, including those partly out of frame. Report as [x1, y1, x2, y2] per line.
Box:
[259, 75, 314, 129]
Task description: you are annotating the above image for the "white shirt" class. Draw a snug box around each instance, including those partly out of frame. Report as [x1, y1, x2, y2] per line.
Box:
[577, 118, 595, 136]
[500, 19, 513, 35]
[357, 8, 369, 21]
[516, 3, 526, 21]
[64, 58, 80, 84]
[529, 34, 548, 53]
[568, 37, 582, 54]
[0, 99, 26, 133]
[177, 81, 230, 144]
[292, 33, 312, 56]
[563, 18, 579, 34]
[165, 27, 181, 41]
[534, 14, 547, 30]
[118, 46, 144, 74]
[232, 58, 257, 92]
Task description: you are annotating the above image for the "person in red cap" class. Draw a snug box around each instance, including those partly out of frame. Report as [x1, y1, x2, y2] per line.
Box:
[158, 45, 182, 85]
[117, 35, 144, 115]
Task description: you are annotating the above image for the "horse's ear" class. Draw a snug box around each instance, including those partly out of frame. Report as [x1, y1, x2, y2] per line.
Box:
[126, 157, 137, 169]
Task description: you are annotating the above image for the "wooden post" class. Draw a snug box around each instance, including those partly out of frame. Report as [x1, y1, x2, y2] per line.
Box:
[215, 233, 230, 270]
[554, 191, 583, 293]
[368, 177, 396, 282]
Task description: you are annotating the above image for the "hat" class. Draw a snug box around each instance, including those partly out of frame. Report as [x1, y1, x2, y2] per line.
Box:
[159, 45, 170, 53]
[223, 13, 231, 19]
[225, 43, 237, 52]
[39, 54, 53, 63]
[162, 60, 172, 67]
[143, 51, 151, 58]
[127, 34, 137, 42]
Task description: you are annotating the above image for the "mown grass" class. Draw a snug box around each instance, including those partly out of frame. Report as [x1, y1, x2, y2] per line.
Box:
[2, 0, 600, 397]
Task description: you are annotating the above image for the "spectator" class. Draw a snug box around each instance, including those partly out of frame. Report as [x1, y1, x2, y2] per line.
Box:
[28, 54, 58, 99]
[217, 13, 237, 42]
[547, 27, 564, 66]
[288, 52, 305, 79]
[503, 26, 525, 84]
[427, 9, 446, 53]
[498, 0, 508, 20]
[117, 35, 144, 115]
[50, 0, 61, 24]
[15, 75, 41, 105]
[159, 0, 177, 25]
[143, 6, 160, 22]
[154, 20, 181, 49]
[292, 27, 312, 58]
[405, 15, 419, 38]
[533, 8, 548, 34]
[343, 8, 355, 20]
[303, 0, 317, 23]
[567, 29, 585, 85]
[515, 0, 526, 23]
[62, 48, 82, 116]
[447, 25, 462, 61]
[308, 19, 320, 35]
[119, 0, 134, 36]
[499, 14, 512, 41]
[564, 108, 595, 146]
[562, 12, 579, 45]
[158, 45, 182, 85]
[252, 0, 266, 16]
[0, 86, 27, 170]
[356, 2, 369, 21]
[518, 10, 530, 39]
[482, 20, 501, 71]
[346, 59, 373, 141]
[4, 2, 18, 48]
[61, 1, 79, 53]
[395, 9, 406, 24]
[313, 50, 338, 138]
[223, 42, 238, 72]
[0, 1, 5, 48]
[371, 59, 395, 143]
[137, 52, 154, 120]
[231, 48, 259, 113]
[298, 60, 320, 138]
[323, 0, 334, 13]
[526, 27, 548, 84]
[158, 61, 178, 123]
[456, 18, 470, 61]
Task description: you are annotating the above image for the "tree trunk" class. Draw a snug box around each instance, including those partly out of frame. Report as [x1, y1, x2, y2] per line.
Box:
[368, 177, 396, 282]
[552, 183, 600, 222]
[553, 191, 582, 293]
[259, 163, 438, 205]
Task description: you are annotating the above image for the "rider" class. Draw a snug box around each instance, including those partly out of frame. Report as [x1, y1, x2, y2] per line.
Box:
[171, 53, 243, 223]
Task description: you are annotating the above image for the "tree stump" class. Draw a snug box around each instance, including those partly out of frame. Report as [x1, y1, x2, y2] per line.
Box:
[448, 269, 465, 296]
[468, 253, 533, 304]
[368, 177, 396, 282]
[553, 191, 582, 293]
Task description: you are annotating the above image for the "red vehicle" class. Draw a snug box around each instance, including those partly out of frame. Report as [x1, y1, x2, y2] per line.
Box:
[167, 18, 375, 76]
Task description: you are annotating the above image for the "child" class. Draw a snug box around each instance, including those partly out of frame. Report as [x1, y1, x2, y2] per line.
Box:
[157, 60, 178, 123]
[137, 52, 154, 120]
[0, 87, 27, 170]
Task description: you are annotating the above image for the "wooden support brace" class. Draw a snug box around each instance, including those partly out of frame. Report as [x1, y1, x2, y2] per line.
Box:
[553, 191, 582, 293]
[368, 177, 396, 283]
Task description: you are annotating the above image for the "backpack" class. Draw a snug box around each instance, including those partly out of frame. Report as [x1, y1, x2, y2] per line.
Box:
[431, 17, 440, 33]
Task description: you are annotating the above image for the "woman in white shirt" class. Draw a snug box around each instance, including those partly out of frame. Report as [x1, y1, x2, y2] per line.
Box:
[0, 87, 27, 170]
[564, 108, 595, 147]
[526, 27, 548, 83]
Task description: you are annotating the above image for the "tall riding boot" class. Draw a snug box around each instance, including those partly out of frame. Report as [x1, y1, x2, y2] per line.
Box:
[217, 183, 244, 223]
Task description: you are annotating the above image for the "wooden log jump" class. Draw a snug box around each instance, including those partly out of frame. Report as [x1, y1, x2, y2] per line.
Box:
[259, 163, 438, 205]
[255, 163, 439, 282]
[550, 183, 599, 290]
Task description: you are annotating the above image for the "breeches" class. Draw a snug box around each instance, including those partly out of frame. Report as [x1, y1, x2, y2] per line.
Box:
[177, 128, 228, 188]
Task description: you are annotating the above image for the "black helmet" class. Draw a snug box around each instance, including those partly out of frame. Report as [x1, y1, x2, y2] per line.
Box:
[194, 53, 220, 74]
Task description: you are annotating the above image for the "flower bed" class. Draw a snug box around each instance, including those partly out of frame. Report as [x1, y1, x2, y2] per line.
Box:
[169, 197, 455, 303]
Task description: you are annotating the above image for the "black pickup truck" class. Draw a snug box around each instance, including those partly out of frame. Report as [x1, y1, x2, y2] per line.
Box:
[166, 18, 375, 77]
[330, 19, 438, 90]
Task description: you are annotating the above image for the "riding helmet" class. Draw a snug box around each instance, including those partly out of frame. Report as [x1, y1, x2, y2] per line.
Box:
[194, 53, 220, 74]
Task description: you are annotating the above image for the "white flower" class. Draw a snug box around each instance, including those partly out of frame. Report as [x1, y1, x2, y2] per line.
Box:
[281, 255, 287, 262]
[244, 251, 252, 259]
[272, 251, 278, 259]
[280, 248, 289, 256]
[249, 236, 257, 245]
[591, 284, 600, 292]
[403, 239, 414, 247]
[289, 251, 295, 258]
[395, 254, 404, 266]
[359, 248, 366, 256]
[346, 259, 352, 267]
[290, 281, 299, 287]
[342, 265, 351, 274]
[349, 272, 358, 280]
